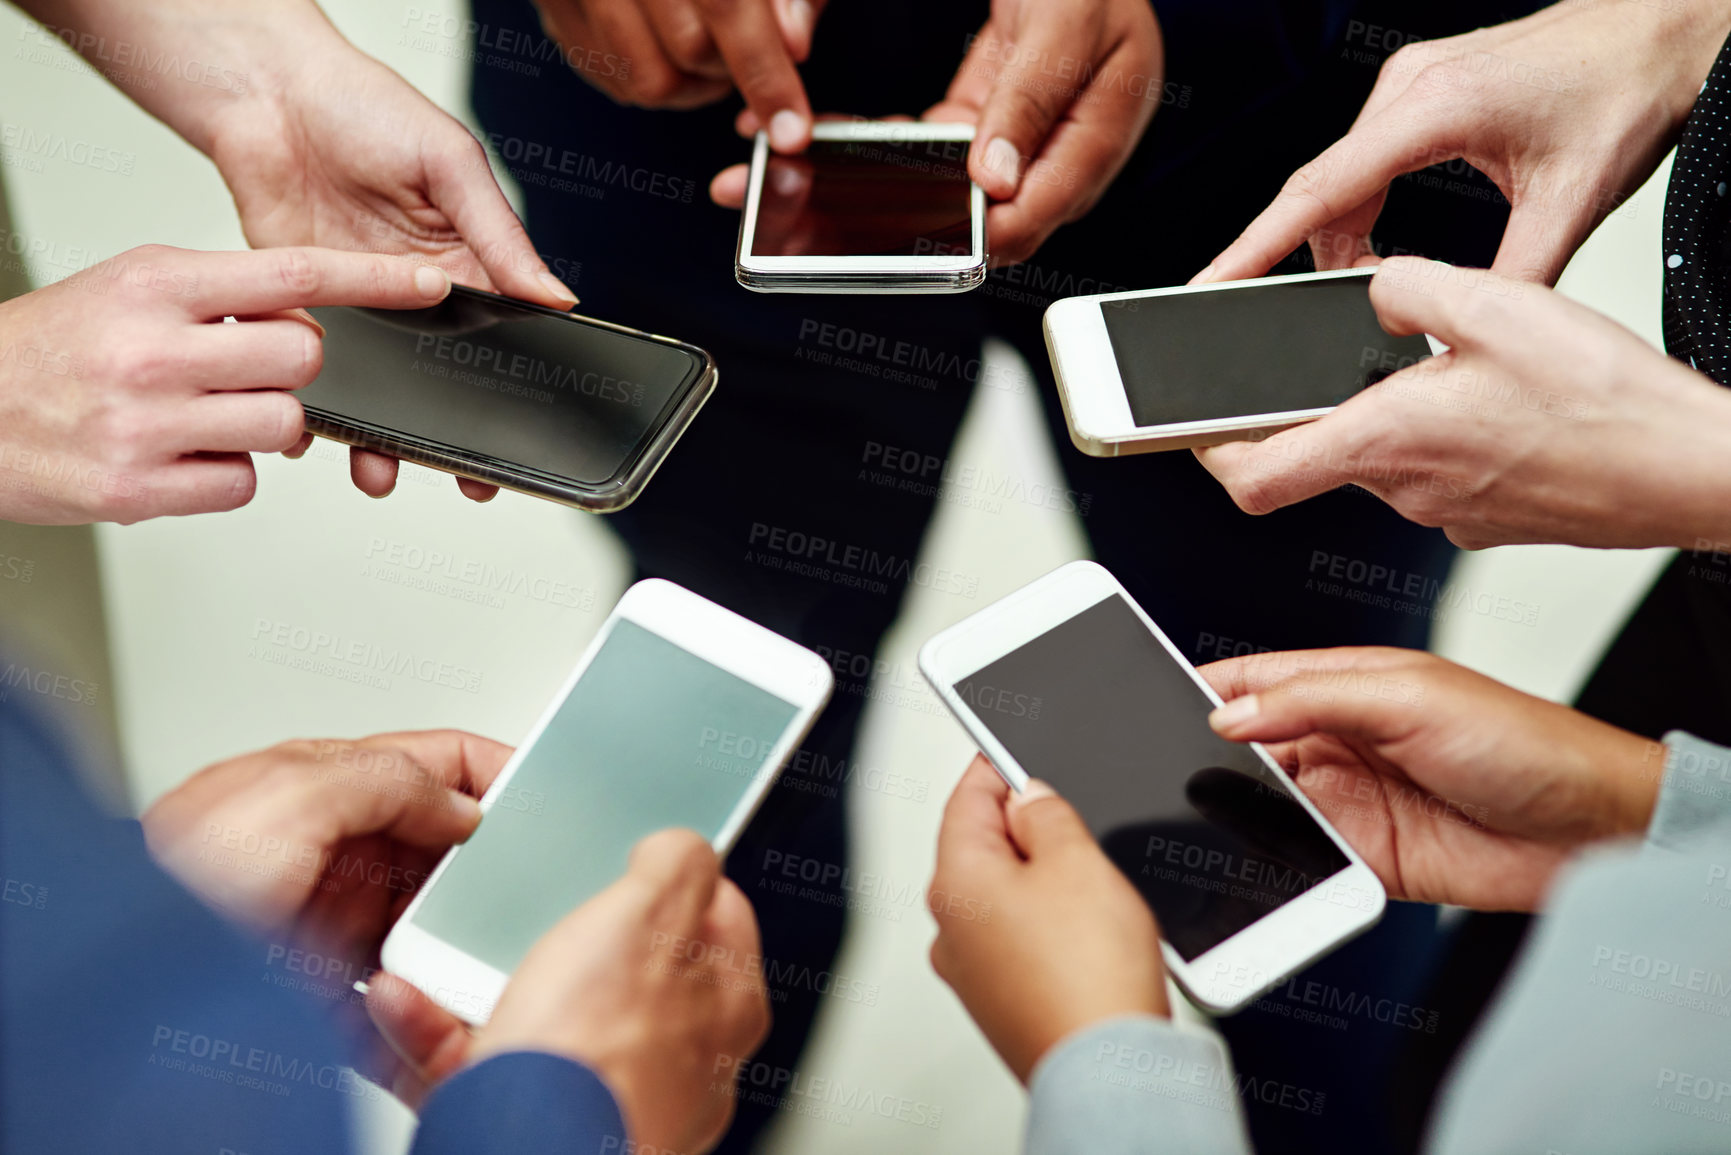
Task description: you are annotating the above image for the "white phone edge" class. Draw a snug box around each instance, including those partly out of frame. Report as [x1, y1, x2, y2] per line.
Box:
[1042, 267, 1448, 456]
[381, 577, 834, 1026]
[735, 122, 988, 290]
[916, 559, 1386, 1015]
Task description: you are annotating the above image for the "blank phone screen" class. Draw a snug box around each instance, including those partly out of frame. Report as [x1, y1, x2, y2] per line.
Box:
[1101, 274, 1435, 428]
[749, 138, 974, 257]
[302, 290, 704, 485]
[411, 619, 801, 975]
[954, 594, 1350, 961]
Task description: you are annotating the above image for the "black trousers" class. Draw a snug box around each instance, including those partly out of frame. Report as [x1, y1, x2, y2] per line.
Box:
[470, 1, 1543, 1150]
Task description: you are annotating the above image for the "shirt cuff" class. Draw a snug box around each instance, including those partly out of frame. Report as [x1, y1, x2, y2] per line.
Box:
[1025, 1015, 1255, 1155]
[410, 1051, 627, 1155]
[1645, 731, 1731, 853]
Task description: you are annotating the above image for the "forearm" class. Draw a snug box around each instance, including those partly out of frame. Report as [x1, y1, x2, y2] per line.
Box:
[10, 0, 342, 157]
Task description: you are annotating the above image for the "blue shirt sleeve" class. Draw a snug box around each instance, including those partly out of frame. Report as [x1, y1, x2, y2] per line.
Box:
[410, 1051, 629, 1155]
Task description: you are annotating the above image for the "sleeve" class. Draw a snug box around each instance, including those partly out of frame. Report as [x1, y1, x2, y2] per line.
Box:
[1426, 834, 1731, 1155]
[1644, 731, 1731, 852]
[1024, 1015, 1256, 1155]
[409, 1051, 628, 1155]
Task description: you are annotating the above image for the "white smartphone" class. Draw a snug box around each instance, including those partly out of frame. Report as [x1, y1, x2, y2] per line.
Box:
[381, 578, 833, 1024]
[1043, 267, 1447, 455]
[735, 121, 987, 294]
[918, 561, 1385, 1014]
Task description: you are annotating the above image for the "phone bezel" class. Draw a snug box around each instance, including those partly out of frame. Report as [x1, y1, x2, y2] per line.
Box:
[380, 578, 834, 1025]
[302, 285, 717, 513]
[918, 560, 1386, 1015]
[735, 122, 987, 283]
[1043, 267, 1445, 456]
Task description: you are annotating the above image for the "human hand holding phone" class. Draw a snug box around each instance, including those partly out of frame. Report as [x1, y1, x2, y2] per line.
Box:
[142, 730, 509, 954]
[1200, 647, 1659, 912]
[1195, 259, 1731, 550]
[928, 757, 1168, 1084]
[1195, 0, 1731, 285]
[0, 246, 452, 525]
[367, 830, 770, 1155]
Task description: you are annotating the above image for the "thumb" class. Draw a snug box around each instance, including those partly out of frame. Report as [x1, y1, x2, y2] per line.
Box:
[365, 972, 473, 1107]
[1004, 780, 1095, 861]
[968, 19, 1076, 200]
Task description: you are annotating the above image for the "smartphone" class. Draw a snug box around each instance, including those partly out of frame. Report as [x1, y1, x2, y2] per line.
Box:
[918, 561, 1385, 1014]
[381, 578, 832, 1024]
[1043, 267, 1445, 455]
[301, 286, 715, 512]
[735, 121, 987, 294]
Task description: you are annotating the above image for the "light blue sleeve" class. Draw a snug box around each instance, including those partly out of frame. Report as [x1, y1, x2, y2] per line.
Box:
[1024, 1015, 1254, 1155]
[1427, 731, 1731, 1155]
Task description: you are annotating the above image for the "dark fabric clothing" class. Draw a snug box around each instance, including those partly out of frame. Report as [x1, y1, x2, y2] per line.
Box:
[468, 2, 1541, 1152]
[0, 691, 627, 1154]
[1577, 26, 1731, 745]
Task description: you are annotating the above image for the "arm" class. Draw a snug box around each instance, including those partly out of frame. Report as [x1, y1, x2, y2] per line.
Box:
[928, 759, 1254, 1154]
[409, 1053, 627, 1155]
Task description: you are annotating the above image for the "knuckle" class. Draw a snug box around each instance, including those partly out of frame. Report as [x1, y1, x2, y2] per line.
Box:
[622, 62, 685, 105]
[210, 463, 258, 513]
[273, 249, 322, 298]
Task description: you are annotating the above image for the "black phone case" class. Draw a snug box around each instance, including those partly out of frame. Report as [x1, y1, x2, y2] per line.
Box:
[303, 286, 716, 513]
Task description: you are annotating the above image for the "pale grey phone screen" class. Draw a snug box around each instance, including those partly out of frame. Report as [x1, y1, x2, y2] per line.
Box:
[411, 618, 801, 974]
[1101, 273, 1435, 427]
[954, 594, 1350, 960]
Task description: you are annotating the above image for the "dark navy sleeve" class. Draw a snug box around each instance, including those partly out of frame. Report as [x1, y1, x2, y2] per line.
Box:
[1, 688, 358, 1155]
[410, 1051, 630, 1155]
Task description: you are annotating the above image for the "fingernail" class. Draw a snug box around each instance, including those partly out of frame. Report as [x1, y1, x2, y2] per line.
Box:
[983, 137, 1021, 188]
[352, 980, 372, 997]
[1012, 779, 1057, 805]
[771, 162, 805, 197]
[788, 0, 814, 45]
[537, 271, 579, 307]
[449, 791, 483, 827]
[414, 265, 451, 300]
[1209, 695, 1260, 733]
[769, 109, 807, 152]
[288, 308, 326, 338]
[1189, 263, 1217, 285]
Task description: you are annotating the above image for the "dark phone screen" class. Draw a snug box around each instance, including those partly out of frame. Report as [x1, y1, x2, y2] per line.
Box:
[954, 594, 1350, 961]
[750, 138, 974, 257]
[1101, 274, 1435, 428]
[302, 290, 703, 485]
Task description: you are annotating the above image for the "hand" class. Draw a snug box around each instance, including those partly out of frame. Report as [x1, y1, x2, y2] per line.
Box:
[1200, 647, 1659, 912]
[1195, 258, 1731, 549]
[928, 757, 1167, 1084]
[367, 831, 770, 1154]
[201, 12, 580, 502]
[0, 245, 453, 525]
[1198, 0, 1731, 286]
[926, 0, 1164, 265]
[707, 0, 1163, 266]
[143, 731, 507, 958]
[538, 0, 819, 150]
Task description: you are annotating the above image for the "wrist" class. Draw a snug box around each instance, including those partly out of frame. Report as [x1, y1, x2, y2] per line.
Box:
[1599, 728, 1667, 839]
[199, 9, 347, 167]
[1659, 372, 1731, 551]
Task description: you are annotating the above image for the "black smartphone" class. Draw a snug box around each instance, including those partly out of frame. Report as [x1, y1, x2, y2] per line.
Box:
[301, 286, 716, 511]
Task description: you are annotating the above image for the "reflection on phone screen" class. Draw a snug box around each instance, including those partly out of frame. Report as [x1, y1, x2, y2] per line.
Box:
[1101, 275, 1435, 427]
[751, 138, 973, 257]
[953, 594, 1350, 961]
[410, 619, 800, 974]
